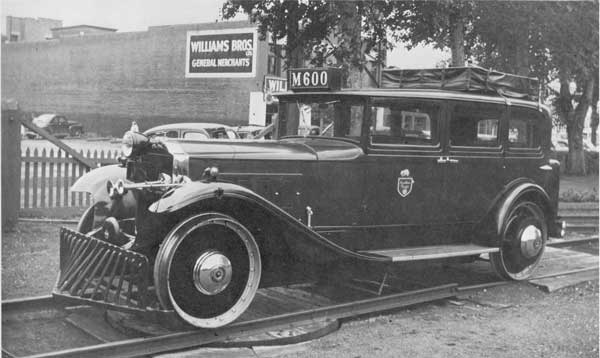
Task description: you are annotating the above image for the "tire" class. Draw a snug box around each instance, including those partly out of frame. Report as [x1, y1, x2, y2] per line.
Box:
[154, 213, 261, 328]
[71, 128, 82, 137]
[77, 204, 96, 233]
[489, 201, 547, 280]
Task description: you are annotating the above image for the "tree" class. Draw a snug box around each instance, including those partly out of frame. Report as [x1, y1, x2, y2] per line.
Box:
[393, 1, 598, 174]
[222, 0, 395, 87]
[389, 1, 475, 67]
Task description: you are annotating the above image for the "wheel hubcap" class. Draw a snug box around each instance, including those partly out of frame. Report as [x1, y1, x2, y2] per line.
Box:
[520, 225, 543, 259]
[192, 251, 232, 295]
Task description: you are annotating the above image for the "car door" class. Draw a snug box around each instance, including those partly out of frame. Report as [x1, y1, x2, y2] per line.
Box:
[444, 100, 506, 224]
[503, 105, 551, 189]
[363, 97, 446, 243]
[54, 116, 69, 137]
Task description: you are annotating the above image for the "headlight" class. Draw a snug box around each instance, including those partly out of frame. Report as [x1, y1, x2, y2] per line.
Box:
[121, 131, 149, 158]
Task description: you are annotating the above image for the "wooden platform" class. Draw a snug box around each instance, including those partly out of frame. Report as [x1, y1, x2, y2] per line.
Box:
[362, 244, 499, 262]
[529, 246, 599, 292]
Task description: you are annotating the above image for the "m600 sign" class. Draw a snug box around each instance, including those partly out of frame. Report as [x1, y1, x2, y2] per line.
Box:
[288, 68, 342, 91]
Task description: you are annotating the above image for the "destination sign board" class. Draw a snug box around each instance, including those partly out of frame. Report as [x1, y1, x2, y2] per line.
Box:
[185, 28, 257, 78]
[288, 68, 342, 91]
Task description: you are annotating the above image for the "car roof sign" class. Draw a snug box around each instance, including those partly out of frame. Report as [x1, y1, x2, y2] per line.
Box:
[288, 68, 342, 92]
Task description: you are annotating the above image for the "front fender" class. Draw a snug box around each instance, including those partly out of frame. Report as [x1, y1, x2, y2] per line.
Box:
[148, 181, 390, 264]
[71, 164, 136, 219]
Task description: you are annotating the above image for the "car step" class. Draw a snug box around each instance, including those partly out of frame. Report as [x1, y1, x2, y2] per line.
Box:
[361, 244, 499, 262]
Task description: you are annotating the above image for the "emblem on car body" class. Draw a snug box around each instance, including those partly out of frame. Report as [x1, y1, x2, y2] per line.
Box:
[397, 169, 414, 197]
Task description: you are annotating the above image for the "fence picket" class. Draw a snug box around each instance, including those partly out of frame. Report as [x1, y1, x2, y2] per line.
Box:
[32, 148, 38, 208]
[24, 148, 30, 208]
[56, 150, 62, 207]
[71, 156, 77, 206]
[48, 149, 54, 207]
[64, 152, 69, 206]
[40, 148, 47, 207]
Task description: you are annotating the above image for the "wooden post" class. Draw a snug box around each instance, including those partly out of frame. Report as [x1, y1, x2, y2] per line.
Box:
[1, 99, 21, 229]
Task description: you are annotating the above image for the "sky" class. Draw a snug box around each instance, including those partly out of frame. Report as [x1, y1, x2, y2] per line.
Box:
[1, 0, 448, 68]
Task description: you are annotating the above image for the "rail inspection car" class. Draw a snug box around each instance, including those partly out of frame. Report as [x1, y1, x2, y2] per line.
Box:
[55, 67, 564, 328]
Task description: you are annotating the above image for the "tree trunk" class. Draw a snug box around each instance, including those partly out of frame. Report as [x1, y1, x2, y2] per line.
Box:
[514, 35, 529, 76]
[591, 103, 599, 146]
[285, 6, 304, 69]
[449, 11, 465, 66]
[336, 2, 363, 88]
[566, 76, 594, 175]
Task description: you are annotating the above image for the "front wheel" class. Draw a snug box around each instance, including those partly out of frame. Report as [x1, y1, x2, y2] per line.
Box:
[490, 201, 547, 280]
[154, 213, 261, 328]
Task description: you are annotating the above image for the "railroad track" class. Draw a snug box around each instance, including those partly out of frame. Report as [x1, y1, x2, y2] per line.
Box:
[559, 203, 598, 233]
[3, 236, 597, 358]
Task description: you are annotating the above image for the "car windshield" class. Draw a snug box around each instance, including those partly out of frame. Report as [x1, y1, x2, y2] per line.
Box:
[278, 96, 364, 140]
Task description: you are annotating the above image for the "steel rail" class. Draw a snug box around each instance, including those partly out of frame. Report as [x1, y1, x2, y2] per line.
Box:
[26, 284, 459, 358]
[547, 236, 598, 247]
[1, 295, 58, 312]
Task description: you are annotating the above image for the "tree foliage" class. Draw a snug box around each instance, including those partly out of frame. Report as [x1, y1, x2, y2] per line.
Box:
[222, 0, 397, 86]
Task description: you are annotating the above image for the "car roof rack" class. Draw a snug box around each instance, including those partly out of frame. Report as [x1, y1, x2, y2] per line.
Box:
[381, 65, 540, 102]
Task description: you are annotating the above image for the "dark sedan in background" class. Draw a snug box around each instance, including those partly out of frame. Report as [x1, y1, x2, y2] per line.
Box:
[23, 114, 84, 139]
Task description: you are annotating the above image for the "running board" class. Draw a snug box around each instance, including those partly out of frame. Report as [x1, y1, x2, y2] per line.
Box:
[361, 244, 499, 262]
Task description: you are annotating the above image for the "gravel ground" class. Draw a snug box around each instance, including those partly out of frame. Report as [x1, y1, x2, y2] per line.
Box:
[2, 222, 598, 357]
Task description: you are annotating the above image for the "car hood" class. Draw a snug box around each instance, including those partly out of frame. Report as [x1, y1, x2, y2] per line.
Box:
[164, 137, 364, 161]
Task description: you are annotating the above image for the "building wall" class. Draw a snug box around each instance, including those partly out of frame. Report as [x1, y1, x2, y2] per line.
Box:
[51, 26, 117, 39]
[1, 21, 269, 136]
[5, 16, 62, 42]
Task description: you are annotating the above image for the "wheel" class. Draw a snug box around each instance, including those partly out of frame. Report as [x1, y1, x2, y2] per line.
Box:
[154, 213, 261, 328]
[71, 128, 82, 137]
[77, 204, 134, 246]
[490, 201, 547, 280]
[77, 204, 96, 233]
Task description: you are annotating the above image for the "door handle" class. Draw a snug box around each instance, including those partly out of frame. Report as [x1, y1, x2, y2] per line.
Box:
[437, 157, 448, 164]
[447, 158, 459, 164]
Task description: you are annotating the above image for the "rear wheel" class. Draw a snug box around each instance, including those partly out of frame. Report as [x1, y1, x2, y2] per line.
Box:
[490, 201, 547, 280]
[154, 213, 261, 328]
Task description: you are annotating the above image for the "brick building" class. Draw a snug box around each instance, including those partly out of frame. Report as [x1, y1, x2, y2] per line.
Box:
[1, 20, 285, 136]
[4, 16, 62, 42]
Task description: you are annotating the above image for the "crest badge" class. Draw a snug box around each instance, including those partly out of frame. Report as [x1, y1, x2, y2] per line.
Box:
[397, 169, 414, 197]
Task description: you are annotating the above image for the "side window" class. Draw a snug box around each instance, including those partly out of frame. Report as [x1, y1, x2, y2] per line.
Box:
[183, 131, 209, 140]
[450, 102, 502, 147]
[370, 99, 440, 145]
[165, 130, 179, 138]
[509, 107, 543, 149]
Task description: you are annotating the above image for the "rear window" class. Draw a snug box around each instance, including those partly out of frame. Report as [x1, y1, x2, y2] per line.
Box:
[370, 99, 440, 146]
[183, 131, 209, 140]
[509, 108, 543, 148]
[450, 102, 503, 147]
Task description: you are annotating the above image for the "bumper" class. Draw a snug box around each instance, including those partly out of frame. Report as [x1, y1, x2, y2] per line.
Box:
[53, 227, 153, 313]
[549, 219, 566, 238]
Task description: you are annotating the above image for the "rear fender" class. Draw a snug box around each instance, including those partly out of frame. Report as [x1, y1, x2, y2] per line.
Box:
[478, 179, 554, 245]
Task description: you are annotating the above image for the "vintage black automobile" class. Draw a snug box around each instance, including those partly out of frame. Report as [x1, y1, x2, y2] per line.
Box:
[55, 67, 564, 328]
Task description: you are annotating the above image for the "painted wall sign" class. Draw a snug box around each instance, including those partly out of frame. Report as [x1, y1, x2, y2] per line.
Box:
[263, 76, 288, 93]
[185, 28, 257, 78]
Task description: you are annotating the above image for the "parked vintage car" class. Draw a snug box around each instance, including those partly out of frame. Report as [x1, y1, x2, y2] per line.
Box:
[144, 122, 239, 140]
[24, 114, 84, 139]
[236, 125, 269, 139]
[56, 67, 563, 329]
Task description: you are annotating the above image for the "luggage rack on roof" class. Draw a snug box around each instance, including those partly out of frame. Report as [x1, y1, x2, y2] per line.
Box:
[381, 66, 540, 101]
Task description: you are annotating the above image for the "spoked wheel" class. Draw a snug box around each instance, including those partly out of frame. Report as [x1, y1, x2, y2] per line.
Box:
[154, 213, 261, 328]
[490, 201, 547, 280]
